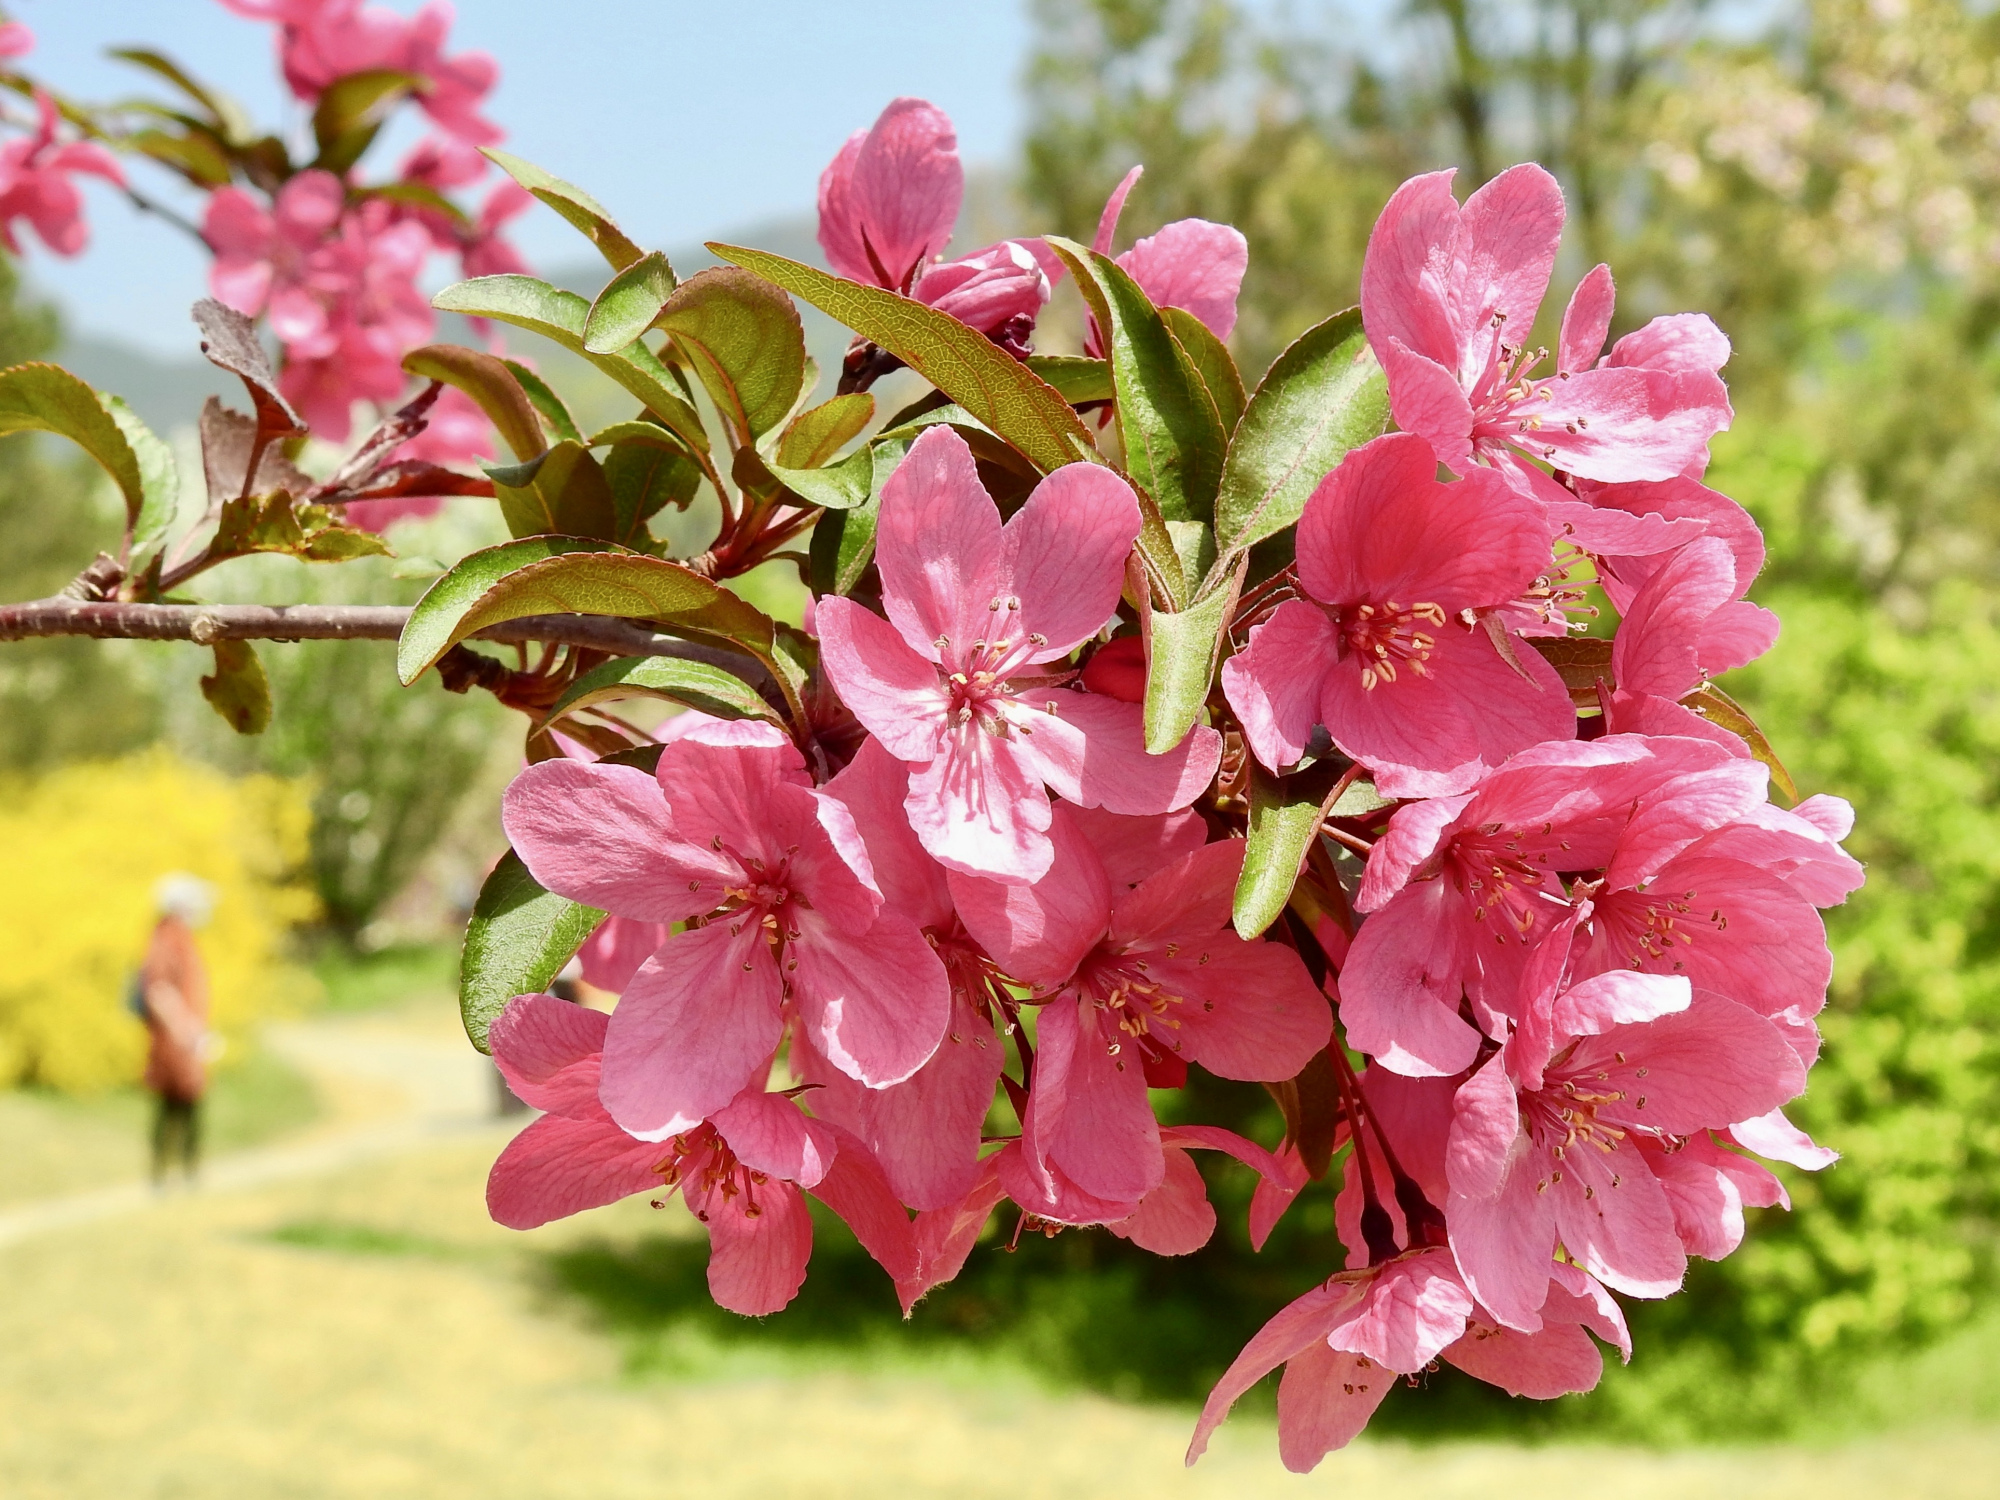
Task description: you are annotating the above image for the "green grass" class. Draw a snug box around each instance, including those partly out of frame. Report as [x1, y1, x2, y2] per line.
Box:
[310, 941, 458, 1015]
[0, 1044, 320, 1206]
[263, 1219, 466, 1259]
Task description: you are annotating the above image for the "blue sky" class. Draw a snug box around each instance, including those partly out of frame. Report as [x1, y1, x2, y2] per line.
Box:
[12, 0, 1035, 352]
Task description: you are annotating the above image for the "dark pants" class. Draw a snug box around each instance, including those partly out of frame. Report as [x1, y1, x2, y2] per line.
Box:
[151, 1093, 201, 1182]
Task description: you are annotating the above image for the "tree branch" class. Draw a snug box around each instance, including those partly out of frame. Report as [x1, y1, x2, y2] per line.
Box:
[0, 599, 764, 677]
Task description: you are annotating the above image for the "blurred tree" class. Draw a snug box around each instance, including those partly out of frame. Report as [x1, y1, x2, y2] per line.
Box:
[0, 262, 159, 769]
[158, 543, 511, 945]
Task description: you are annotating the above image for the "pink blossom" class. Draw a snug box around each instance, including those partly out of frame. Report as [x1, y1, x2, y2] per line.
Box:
[1341, 734, 1769, 1076]
[1222, 433, 1575, 796]
[1078, 165, 1248, 349]
[500, 718, 951, 1140]
[913, 238, 1052, 353]
[816, 426, 1221, 883]
[1360, 165, 1730, 497]
[1104, 1125, 1307, 1255]
[227, 0, 500, 145]
[1603, 533, 1779, 746]
[949, 803, 1330, 1212]
[0, 21, 35, 59]
[0, 93, 124, 259]
[483, 993, 914, 1315]
[818, 97, 961, 293]
[1446, 974, 1805, 1328]
[1187, 1251, 1623, 1470]
[575, 915, 673, 995]
[1567, 793, 1863, 1066]
[799, 739, 1010, 1211]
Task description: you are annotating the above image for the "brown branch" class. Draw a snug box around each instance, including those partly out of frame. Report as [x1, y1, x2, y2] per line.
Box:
[0, 598, 764, 677]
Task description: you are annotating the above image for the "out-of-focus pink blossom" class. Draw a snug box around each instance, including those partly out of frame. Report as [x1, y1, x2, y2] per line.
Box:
[0, 21, 36, 59]
[0, 93, 124, 258]
[1361, 164, 1731, 499]
[816, 426, 1221, 883]
[1223, 433, 1575, 797]
[225, 0, 500, 145]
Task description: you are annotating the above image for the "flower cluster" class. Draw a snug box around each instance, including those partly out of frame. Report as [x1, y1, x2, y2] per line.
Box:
[0, 28, 125, 260]
[206, 1, 524, 468]
[474, 107, 1858, 1472]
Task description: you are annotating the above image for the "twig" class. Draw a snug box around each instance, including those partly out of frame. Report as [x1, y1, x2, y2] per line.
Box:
[0, 598, 765, 678]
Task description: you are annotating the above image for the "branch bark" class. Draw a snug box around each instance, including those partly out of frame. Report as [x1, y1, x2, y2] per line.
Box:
[0, 598, 762, 676]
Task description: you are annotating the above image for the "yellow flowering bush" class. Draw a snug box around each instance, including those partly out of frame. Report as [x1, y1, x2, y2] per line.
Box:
[0, 751, 317, 1092]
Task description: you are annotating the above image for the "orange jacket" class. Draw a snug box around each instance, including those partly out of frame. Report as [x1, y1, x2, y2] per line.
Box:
[142, 916, 210, 1102]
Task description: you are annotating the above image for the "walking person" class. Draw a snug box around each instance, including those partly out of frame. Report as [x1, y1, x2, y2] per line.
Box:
[140, 874, 217, 1187]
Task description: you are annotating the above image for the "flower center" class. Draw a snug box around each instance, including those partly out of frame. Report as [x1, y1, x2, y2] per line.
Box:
[1067, 944, 1211, 1071]
[1523, 1064, 1630, 1192]
[1455, 832, 1563, 946]
[1336, 600, 1447, 689]
[935, 597, 1051, 735]
[1610, 884, 1728, 973]
[653, 1125, 772, 1220]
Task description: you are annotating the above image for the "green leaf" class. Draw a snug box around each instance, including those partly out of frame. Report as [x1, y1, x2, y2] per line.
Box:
[604, 441, 701, 545]
[101, 394, 181, 557]
[1162, 308, 1246, 437]
[710, 243, 1101, 476]
[654, 267, 807, 446]
[766, 443, 875, 511]
[110, 48, 254, 141]
[355, 180, 472, 230]
[486, 441, 619, 541]
[581, 250, 679, 353]
[0, 364, 177, 556]
[1685, 682, 1800, 804]
[199, 639, 270, 736]
[777, 393, 874, 469]
[502, 360, 582, 446]
[1530, 636, 1616, 708]
[1024, 355, 1112, 406]
[1044, 238, 1225, 530]
[810, 438, 905, 595]
[403, 344, 546, 462]
[398, 536, 622, 683]
[459, 851, 605, 1054]
[129, 127, 233, 188]
[540, 654, 777, 730]
[1234, 760, 1351, 940]
[431, 276, 711, 461]
[1142, 558, 1244, 754]
[482, 149, 644, 272]
[211, 493, 390, 563]
[1210, 310, 1387, 572]
[310, 68, 421, 175]
[400, 545, 794, 696]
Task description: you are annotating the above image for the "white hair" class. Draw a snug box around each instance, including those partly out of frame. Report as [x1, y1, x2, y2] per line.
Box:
[154, 873, 216, 927]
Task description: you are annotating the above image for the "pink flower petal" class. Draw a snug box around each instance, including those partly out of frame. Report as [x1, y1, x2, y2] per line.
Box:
[1091, 164, 1144, 255]
[1730, 1105, 1839, 1169]
[703, 1178, 814, 1316]
[1010, 689, 1221, 816]
[1378, 338, 1477, 471]
[906, 729, 1056, 882]
[1222, 599, 1341, 772]
[875, 426, 1004, 662]
[1524, 366, 1732, 483]
[1185, 1280, 1362, 1466]
[1117, 218, 1249, 339]
[1024, 996, 1163, 1205]
[1442, 1316, 1604, 1398]
[1062, 804, 1209, 889]
[1000, 462, 1141, 660]
[947, 806, 1112, 985]
[1558, 263, 1616, 374]
[1107, 1145, 1216, 1255]
[713, 1089, 836, 1189]
[815, 597, 951, 762]
[789, 909, 950, 1088]
[1326, 1251, 1474, 1372]
[598, 921, 784, 1140]
[488, 992, 609, 1117]
[806, 1124, 920, 1285]
[1274, 1342, 1396, 1470]
[501, 760, 732, 922]
[485, 1112, 667, 1230]
[1608, 313, 1731, 375]
[817, 97, 961, 290]
[822, 737, 953, 930]
[1360, 168, 1466, 373]
[1452, 163, 1566, 383]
